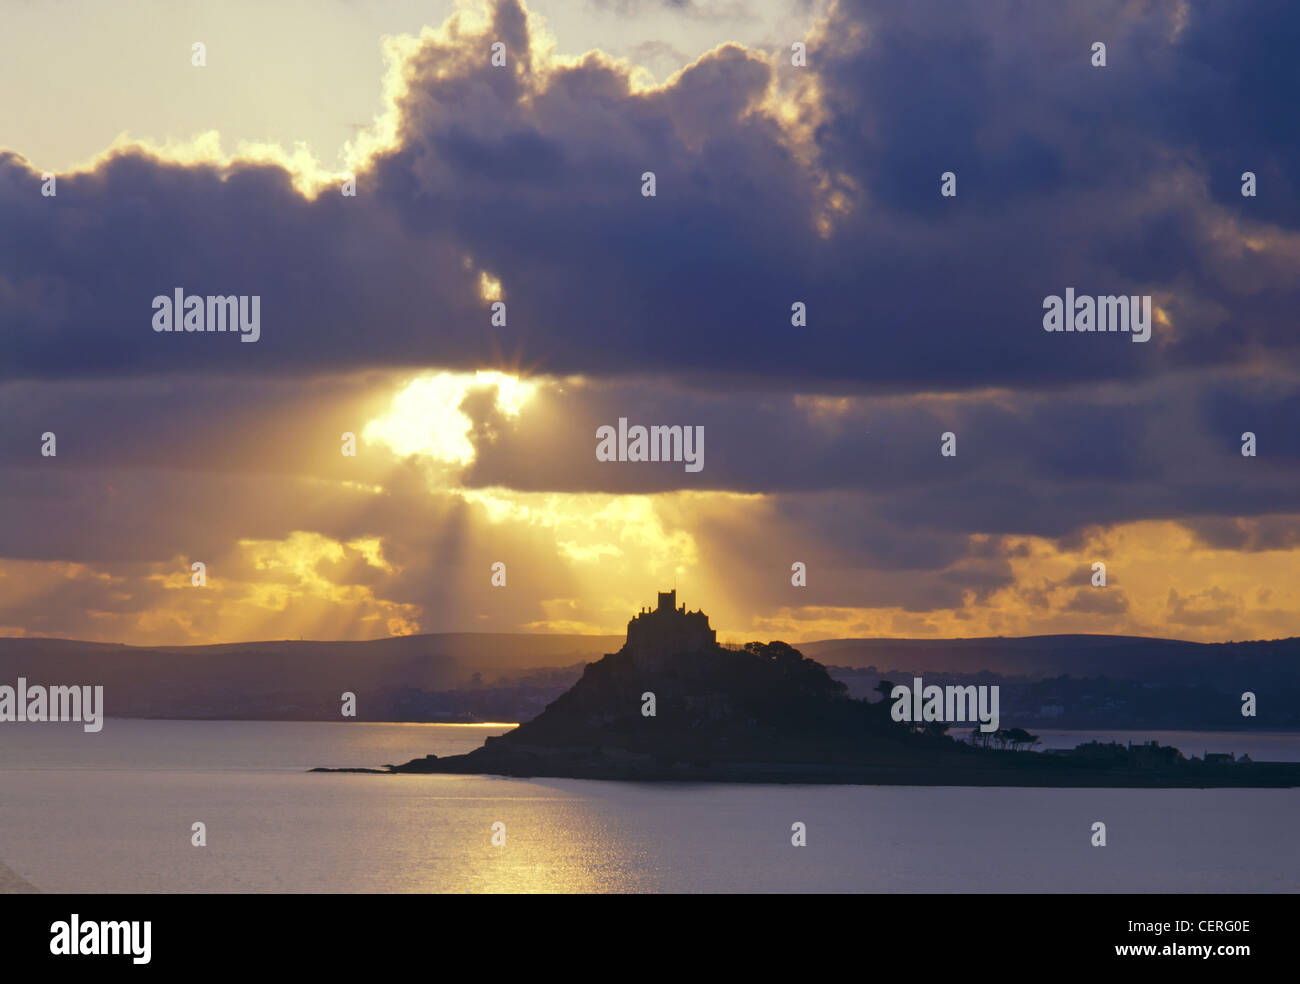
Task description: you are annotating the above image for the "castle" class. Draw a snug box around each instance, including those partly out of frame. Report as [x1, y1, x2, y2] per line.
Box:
[624, 590, 716, 663]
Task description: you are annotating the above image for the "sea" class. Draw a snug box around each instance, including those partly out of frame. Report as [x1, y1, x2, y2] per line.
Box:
[1, 721, 1296, 893]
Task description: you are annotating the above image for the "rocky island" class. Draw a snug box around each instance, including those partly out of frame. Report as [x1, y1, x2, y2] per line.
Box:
[313, 592, 1300, 787]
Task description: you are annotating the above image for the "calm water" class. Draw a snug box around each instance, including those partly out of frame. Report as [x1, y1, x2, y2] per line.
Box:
[1, 720, 1296, 893]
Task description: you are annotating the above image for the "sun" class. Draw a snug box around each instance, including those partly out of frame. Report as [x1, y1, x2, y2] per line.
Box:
[363, 370, 539, 466]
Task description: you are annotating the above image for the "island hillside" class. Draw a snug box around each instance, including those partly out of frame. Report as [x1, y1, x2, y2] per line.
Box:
[314, 592, 1300, 787]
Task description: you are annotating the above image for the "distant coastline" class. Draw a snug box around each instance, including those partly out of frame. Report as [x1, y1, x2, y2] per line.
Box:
[6, 628, 1298, 729]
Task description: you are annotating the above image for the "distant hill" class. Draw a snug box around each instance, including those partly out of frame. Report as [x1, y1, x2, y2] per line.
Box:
[0, 633, 620, 720]
[798, 634, 1300, 687]
[2, 629, 1296, 724]
[802, 635, 1300, 729]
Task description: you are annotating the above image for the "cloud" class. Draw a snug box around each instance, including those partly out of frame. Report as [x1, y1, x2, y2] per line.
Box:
[2, 0, 1296, 389]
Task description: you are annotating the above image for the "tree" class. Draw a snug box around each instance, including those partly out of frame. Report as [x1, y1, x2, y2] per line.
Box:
[1004, 727, 1027, 750]
[922, 721, 951, 739]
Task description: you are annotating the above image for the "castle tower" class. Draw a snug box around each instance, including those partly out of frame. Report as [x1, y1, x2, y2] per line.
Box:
[625, 590, 717, 668]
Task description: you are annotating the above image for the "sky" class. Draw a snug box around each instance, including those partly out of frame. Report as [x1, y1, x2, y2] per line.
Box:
[1, 0, 1298, 646]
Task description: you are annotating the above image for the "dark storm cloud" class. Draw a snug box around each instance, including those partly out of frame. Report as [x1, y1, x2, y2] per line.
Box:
[1181, 516, 1300, 553]
[1161, 0, 1300, 229]
[455, 372, 1300, 537]
[1198, 382, 1300, 462]
[2, 0, 1297, 389]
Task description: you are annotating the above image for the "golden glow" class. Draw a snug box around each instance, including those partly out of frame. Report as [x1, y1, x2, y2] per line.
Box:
[224, 532, 421, 636]
[752, 520, 1300, 643]
[418, 722, 519, 728]
[345, 536, 395, 573]
[461, 490, 701, 567]
[5, 509, 1300, 646]
[363, 370, 539, 466]
[54, 130, 344, 199]
[478, 270, 504, 302]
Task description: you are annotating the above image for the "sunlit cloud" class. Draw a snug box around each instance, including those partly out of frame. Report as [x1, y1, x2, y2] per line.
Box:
[363, 370, 539, 467]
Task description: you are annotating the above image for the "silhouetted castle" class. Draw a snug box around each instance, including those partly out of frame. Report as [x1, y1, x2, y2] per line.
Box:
[625, 590, 716, 665]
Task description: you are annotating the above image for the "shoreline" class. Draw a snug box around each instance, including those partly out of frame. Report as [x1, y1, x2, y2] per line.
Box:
[311, 751, 1300, 788]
